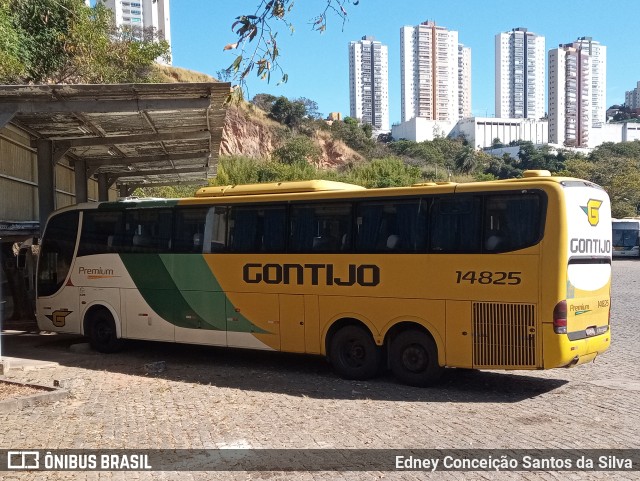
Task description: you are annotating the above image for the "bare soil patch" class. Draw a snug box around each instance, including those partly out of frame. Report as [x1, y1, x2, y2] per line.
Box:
[0, 379, 49, 401]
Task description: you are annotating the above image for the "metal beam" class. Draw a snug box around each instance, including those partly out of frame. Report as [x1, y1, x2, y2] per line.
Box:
[36, 140, 56, 227]
[88, 152, 210, 166]
[0, 110, 16, 129]
[58, 130, 211, 148]
[108, 166, 207, 180]
[3, 98, 211, 115]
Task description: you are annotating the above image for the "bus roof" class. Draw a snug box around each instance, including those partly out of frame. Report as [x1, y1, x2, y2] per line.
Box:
[47, 170, 602, 218]
[194, 180, 366, 197]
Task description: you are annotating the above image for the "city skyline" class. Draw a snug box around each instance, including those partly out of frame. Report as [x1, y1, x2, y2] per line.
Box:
[164, 1, 639, 124]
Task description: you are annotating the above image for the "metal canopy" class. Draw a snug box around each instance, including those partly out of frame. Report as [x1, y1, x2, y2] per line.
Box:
[0, 83, 231, 198]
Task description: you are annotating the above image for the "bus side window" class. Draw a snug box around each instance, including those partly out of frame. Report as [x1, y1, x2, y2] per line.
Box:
[430, 197, 482, 253]
[124, 209, 173, 253]
[483, 194, 542, 253]
[173, 207, 209, 253]
[290, 203, 352, 253]
[355, 199, 428, 252]
[203, 206, 228, 253]
[78, 210, 124, 256]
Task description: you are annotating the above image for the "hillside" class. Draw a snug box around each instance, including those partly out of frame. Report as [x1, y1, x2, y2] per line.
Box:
[153, 66, 361, 166]
[152, 65, 218, 83]
[220, 103, 362, 167]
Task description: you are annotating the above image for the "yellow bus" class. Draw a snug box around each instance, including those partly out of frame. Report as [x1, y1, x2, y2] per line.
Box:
[36, 170, 612, 386]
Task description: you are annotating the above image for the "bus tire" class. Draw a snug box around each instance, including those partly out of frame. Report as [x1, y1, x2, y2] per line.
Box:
[390, 330, 443, 387]
[328, 325, 381, 381]
[87, 309, 123, 353]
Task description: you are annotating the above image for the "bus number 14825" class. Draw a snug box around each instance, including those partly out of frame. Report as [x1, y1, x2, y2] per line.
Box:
[455, 271, 522, 285]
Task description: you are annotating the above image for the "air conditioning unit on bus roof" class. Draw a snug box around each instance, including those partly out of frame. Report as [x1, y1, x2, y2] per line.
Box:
[194, 180, 366, 197]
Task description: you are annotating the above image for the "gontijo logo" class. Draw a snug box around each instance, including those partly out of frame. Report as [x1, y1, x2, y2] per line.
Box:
[581, 199, 603, 226]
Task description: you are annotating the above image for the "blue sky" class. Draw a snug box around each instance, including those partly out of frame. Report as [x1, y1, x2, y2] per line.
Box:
[166, 0, 639, 124]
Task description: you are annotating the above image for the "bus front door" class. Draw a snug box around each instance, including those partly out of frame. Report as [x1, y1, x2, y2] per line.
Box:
[226, 293, 280, 350]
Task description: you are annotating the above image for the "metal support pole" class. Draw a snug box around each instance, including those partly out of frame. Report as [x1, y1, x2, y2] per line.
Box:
[36, 140, 56, 230]
[97, 173, 109, 201]
[74, 159, 88, 203]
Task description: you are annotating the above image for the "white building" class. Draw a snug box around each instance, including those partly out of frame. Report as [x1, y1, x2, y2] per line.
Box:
[100, 0, 172, 65]
[390, 115, 638, 151]
[348, 36, 390, 131]
[401, 21, 470, 123]
[573, 37, 606, 128]
[391, 117, 548, 148]
[495, 28, 545, 119]
[549, 44, 591, 147]
[625, 81, 640, 110]
[458, 44, 472, 119]
[549, 38, 606, 148]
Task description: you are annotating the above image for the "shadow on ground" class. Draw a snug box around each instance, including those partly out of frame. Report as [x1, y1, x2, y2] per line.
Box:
[1, 327, 568, 404]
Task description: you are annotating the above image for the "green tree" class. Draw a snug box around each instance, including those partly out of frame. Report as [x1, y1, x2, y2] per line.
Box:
[560, 140, 640, 217]
[269, 96, 307, 129]
[251, 93, 277, 112]
[273, 135, 322, 165]
[0, 0, 24, 81]
[330, 118, 375, 155]
[0, 0, 170, 84]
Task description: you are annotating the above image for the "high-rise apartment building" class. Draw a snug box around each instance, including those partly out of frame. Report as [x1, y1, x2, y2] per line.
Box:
[549, 37, 606, 147]
[348, 36, 390, 131]
[626, 81, 640, 110]
[458, 44, 472, 119]
[401, 21, 470, 122]
[495, 28, 545, 119]
[573, 37, 606, 128]
[100, 0, 172, 65]
[549, 44, 591, 147]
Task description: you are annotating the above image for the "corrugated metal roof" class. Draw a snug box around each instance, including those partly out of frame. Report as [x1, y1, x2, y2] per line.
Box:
[0, 83, 231, 190]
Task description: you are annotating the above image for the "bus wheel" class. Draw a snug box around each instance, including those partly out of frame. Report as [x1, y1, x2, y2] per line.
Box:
[328, 325, 381, 380]
[390, 330, 443, 387]
[87, 309, 123, 353]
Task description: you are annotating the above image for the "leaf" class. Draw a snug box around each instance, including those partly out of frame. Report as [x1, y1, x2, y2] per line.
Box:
[340, 6, 347, 15]
[248, 26, 258, 41]
[231, 55, 243, 72]
[223, 43, 238, 51]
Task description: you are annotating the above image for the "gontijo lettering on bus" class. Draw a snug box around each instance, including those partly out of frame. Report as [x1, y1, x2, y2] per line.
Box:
[569, 238, 611, 254]
[242, 263, 380, 286]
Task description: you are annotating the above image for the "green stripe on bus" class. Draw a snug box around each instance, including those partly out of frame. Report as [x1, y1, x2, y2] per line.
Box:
[119, 254, 267, 334]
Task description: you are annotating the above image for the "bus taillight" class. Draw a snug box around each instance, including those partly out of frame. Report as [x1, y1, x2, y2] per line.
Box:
[553, 300, 567, 334]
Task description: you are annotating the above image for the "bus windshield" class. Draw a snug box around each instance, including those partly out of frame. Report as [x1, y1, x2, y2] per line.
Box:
[613, 222, 639, 247]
